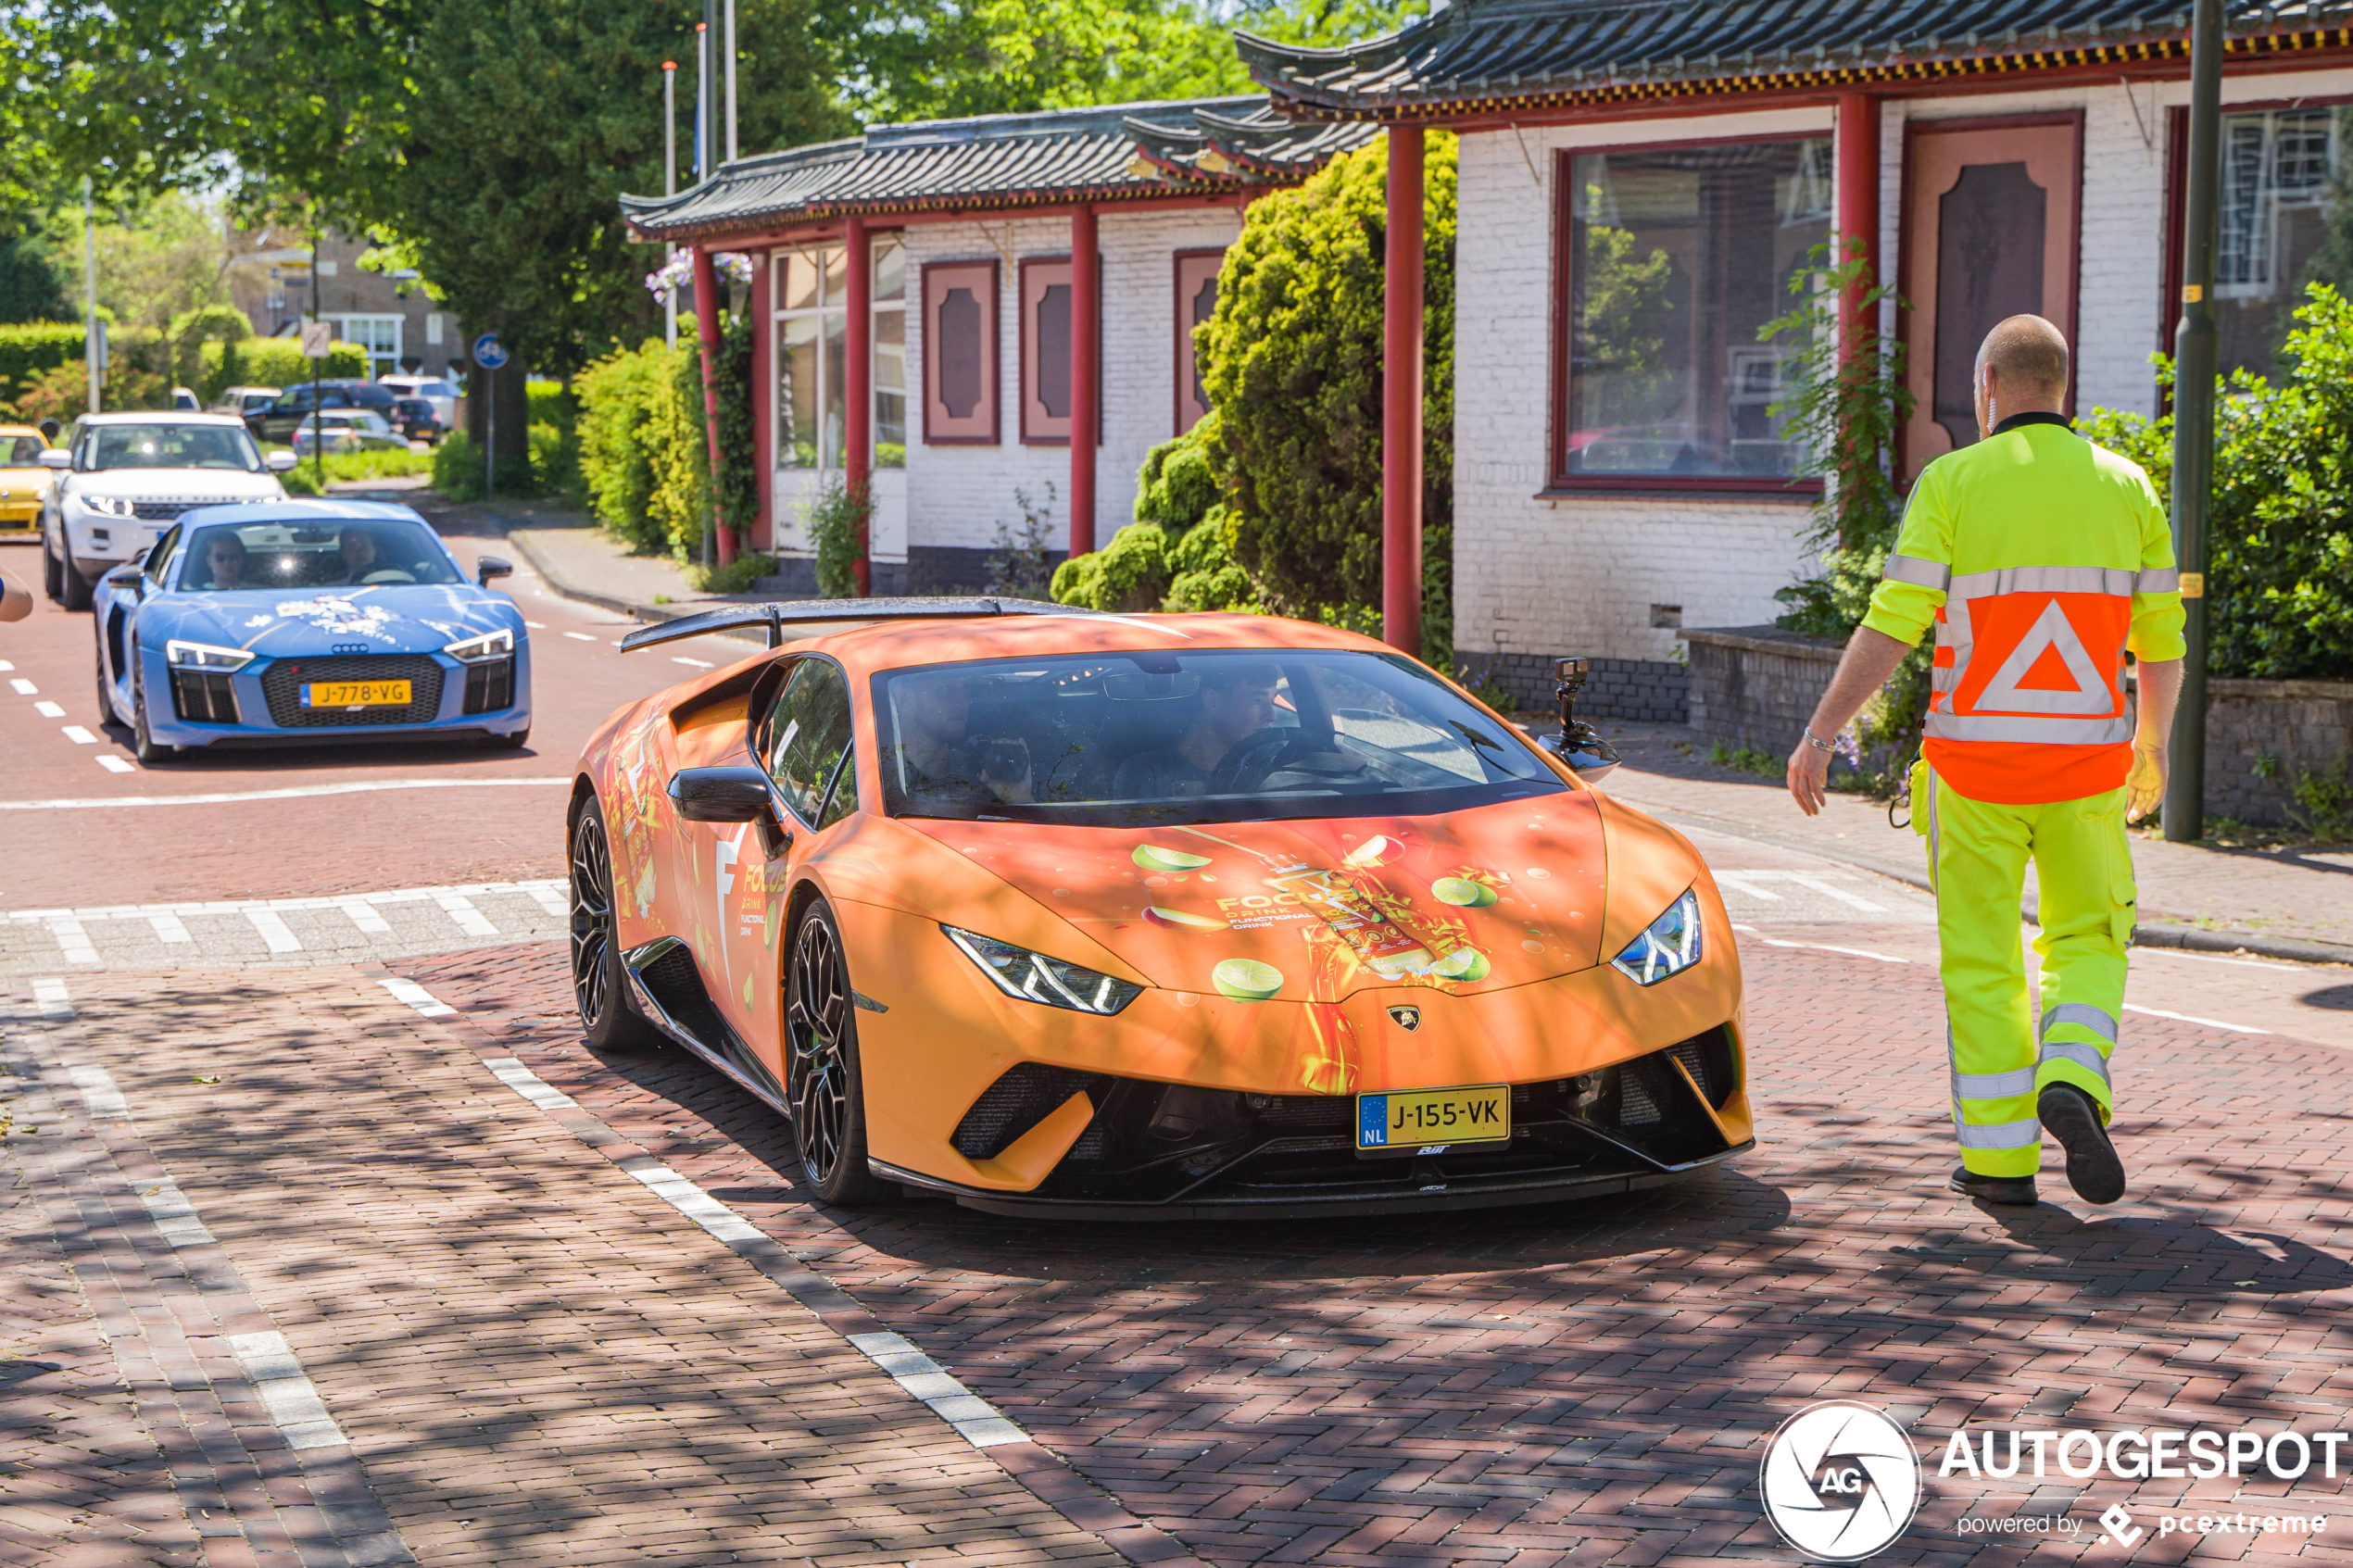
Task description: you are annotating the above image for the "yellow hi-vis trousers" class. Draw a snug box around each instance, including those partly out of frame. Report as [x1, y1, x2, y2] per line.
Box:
[1921, 769, 2133, 1177]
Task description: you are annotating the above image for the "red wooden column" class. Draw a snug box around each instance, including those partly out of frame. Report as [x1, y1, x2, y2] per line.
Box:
[1835, 93, 1881, 368]
[844, 216, 874, 596]
[749, 251, 773, 553]
[1069, 203, 1100, 558]
[1381, 125, 1425, 656]
[691, 245, 736, 565]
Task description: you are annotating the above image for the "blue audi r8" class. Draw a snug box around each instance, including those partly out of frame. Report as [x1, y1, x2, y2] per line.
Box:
[90, 499, 532, 761]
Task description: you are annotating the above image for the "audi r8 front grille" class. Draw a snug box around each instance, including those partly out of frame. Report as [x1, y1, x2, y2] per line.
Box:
[170, 670, 239, 724]
[460, 656, 515, 715]
[259, 654, 444, 727]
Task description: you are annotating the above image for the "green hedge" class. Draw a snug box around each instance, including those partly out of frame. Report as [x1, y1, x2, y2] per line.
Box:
[575, 324, 712, 557]
[195, 338, 368, 396]
[0, 322, 89, 400]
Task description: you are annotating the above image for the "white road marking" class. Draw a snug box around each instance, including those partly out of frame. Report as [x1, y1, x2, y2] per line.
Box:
[65, 1061, 128, 1119]
[524, 621, 547, 628]
[146, 914, 192, 944]
[94, 755, 134, 773]
[32, 700, 63, 718]
[527, 884, 568, 918]
[434, 893, 497, 937]
[1714, 869, 1893, 909]
[2135, 947, 2324, 972]
[673, 656, 715, 669]
[140, 1176, 218, 1248]
[339, 898, 394, 935]
[31, 977, 73, 1019]
[563, 631, 598, 642]
[459, 1042, 1033, 1452]
[61, 726, 97, 744]
[0, 777, 571, 810]
[1783, 873, 1885, 911]
[2122, 1002, 2269, 1035]
[245, 909, 302, 953]
[45, 918, 98, 964]
[0, 659, 13, 671]
[230, 1332, 351, 1450]
[379, 976, 457, 1017]
[9, 878, 568, 926]
[1712, 872, 1784, 900]
[9, 678, 35, 695]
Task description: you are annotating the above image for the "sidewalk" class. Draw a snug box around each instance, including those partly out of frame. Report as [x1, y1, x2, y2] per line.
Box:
[405, 493, 2353, 966]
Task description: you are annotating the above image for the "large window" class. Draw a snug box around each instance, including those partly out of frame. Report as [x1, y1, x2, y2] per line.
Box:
[774, 238, 906, 471]
[2202, 105, 2346, 382]
[1554, 136, 1831, 487]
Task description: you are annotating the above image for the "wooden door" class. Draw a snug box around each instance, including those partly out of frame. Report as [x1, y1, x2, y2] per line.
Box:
[1901, 115, 2082, 478]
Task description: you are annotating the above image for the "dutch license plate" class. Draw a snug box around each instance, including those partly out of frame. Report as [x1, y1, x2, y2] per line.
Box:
[1355, 1083, 1510, 1155]
[301, 680, 411, 709]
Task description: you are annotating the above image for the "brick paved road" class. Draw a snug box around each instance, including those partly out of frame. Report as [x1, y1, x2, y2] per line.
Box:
[11, 934, 2351, 1565]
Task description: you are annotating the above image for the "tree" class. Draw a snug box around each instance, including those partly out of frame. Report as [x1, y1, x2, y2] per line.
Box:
[1194, 132, 1455, 659]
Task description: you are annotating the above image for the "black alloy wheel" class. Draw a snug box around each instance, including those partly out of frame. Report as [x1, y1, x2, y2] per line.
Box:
[132, 669, 177, 764]
[785, 899, 887, 1206]
[569, 797, 661, 1051]
[59, 536, 91, 610]
[44, 531, 63, 601]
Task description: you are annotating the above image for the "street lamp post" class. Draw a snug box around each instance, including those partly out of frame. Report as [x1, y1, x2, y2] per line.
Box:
[2164, 0, 2223, 843]
[663, 59, 678, 349]
[82, 177, 99, 416]
[724, 0, 737, 165]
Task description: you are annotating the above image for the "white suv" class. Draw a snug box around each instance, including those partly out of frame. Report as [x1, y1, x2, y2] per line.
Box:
[42, 413, 297, 609]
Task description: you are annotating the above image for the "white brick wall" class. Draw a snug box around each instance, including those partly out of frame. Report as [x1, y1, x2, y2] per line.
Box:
[1457, 67, 2353, 665]
[899, 207, 1244, 555]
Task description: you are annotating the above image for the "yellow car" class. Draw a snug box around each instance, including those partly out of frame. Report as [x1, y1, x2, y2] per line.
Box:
[0, 426, 57, 533]
[567, 600, 1752, 1220]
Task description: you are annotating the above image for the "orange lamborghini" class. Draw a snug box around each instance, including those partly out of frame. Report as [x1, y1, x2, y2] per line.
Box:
[567, 600, 1751, 1219]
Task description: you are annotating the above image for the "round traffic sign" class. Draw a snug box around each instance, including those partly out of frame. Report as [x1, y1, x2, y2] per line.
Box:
[472, 333, 510, 370]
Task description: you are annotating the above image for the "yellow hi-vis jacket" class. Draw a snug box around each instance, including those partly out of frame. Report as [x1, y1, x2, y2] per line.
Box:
[1863, 414, 2187, 805]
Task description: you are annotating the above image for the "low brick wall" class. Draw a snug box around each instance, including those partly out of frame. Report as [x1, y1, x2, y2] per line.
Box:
[1687, 625, 2353, 825]
[1453, 650, 1689, 721]
[2205, 677, 2353, 827]
[1684, 626, 1841, 755]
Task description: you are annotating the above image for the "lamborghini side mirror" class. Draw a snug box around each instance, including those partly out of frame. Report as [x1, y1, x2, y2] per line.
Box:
[668, 765, 775, 822]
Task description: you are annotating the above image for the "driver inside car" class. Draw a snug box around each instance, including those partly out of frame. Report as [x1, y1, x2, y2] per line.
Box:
[1113, 663, 1281, 799]
[331, 527, 385, 583]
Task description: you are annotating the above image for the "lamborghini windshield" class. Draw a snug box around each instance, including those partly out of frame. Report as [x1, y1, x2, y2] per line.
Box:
[874, 649, 1565, 826]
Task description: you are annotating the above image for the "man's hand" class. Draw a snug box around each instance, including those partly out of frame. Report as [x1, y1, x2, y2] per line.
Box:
[2127, 741, 2167, 823]
[1787, 736, 1831, 817]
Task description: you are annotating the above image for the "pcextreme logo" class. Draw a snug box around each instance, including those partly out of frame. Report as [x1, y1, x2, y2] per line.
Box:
[1759, 1400, 1924, 1562]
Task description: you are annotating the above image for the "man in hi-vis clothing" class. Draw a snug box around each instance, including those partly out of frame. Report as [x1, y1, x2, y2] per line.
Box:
[1787, 316, 2184, 1208]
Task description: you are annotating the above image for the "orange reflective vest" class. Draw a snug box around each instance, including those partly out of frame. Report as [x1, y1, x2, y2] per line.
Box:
[1863, 419, 2187, 805]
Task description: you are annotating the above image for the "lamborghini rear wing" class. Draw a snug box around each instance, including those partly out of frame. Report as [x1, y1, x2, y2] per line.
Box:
[616, 596, 1086, 653]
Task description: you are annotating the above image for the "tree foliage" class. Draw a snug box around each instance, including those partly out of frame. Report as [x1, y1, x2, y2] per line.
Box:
[2079, 282, 2353, 681]
[1194, 131, 1454, 659]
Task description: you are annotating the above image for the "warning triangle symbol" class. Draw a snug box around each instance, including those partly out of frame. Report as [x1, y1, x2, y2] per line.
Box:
[1975, 599, 2113, 716]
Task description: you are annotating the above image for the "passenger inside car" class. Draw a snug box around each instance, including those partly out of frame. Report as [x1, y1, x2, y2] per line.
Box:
[332, 528, 384, 583]
[199, 533, 250, 590]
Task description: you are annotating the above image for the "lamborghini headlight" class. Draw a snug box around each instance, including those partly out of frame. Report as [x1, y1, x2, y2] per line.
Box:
[943, 925, 1143, 1015]
[165, 638, 255, 671]
[444, 627, 514, 662]
[1610, 887, 1703, 985]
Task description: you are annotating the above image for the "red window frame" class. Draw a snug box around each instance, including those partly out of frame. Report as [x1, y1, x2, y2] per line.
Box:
[1547, 130, 1832, 496]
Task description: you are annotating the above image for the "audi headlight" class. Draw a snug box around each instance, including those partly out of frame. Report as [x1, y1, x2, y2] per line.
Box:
[943, 925, 1143, 1015]
[165, 638, 256, 672]
[81, 495, 136, 518]
[444, 627, 513, 662]
[1610, 887, 1703, 985]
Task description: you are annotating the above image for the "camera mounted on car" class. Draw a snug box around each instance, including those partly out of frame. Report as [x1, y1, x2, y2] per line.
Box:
[1545, 657, 1621, 784]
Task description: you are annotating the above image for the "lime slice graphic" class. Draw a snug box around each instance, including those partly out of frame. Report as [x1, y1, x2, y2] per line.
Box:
[1343, 835, 1395, 867]
[1212, 958, 1284, 1001]
[1145, 907, 1225, 930]
[1134, 845, 1212, 872]
[1430, 876, 1498, 908]
[1431, 947, 1491, 982]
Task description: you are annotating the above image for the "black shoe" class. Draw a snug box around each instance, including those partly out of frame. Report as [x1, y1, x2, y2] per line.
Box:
[2039, 1083, 2125, 1205]
[1949, 1165, 2039, 1206]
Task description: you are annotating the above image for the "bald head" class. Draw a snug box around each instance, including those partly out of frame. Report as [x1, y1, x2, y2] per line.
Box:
[1974, 314, 2070, 437]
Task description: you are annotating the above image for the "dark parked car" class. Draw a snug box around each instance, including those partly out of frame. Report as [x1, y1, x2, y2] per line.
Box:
[392, 397, 446, 445]
[246, 381, 400, 445]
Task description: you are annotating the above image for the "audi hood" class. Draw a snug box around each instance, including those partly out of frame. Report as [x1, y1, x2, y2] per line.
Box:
[141, 583, 522, 659]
